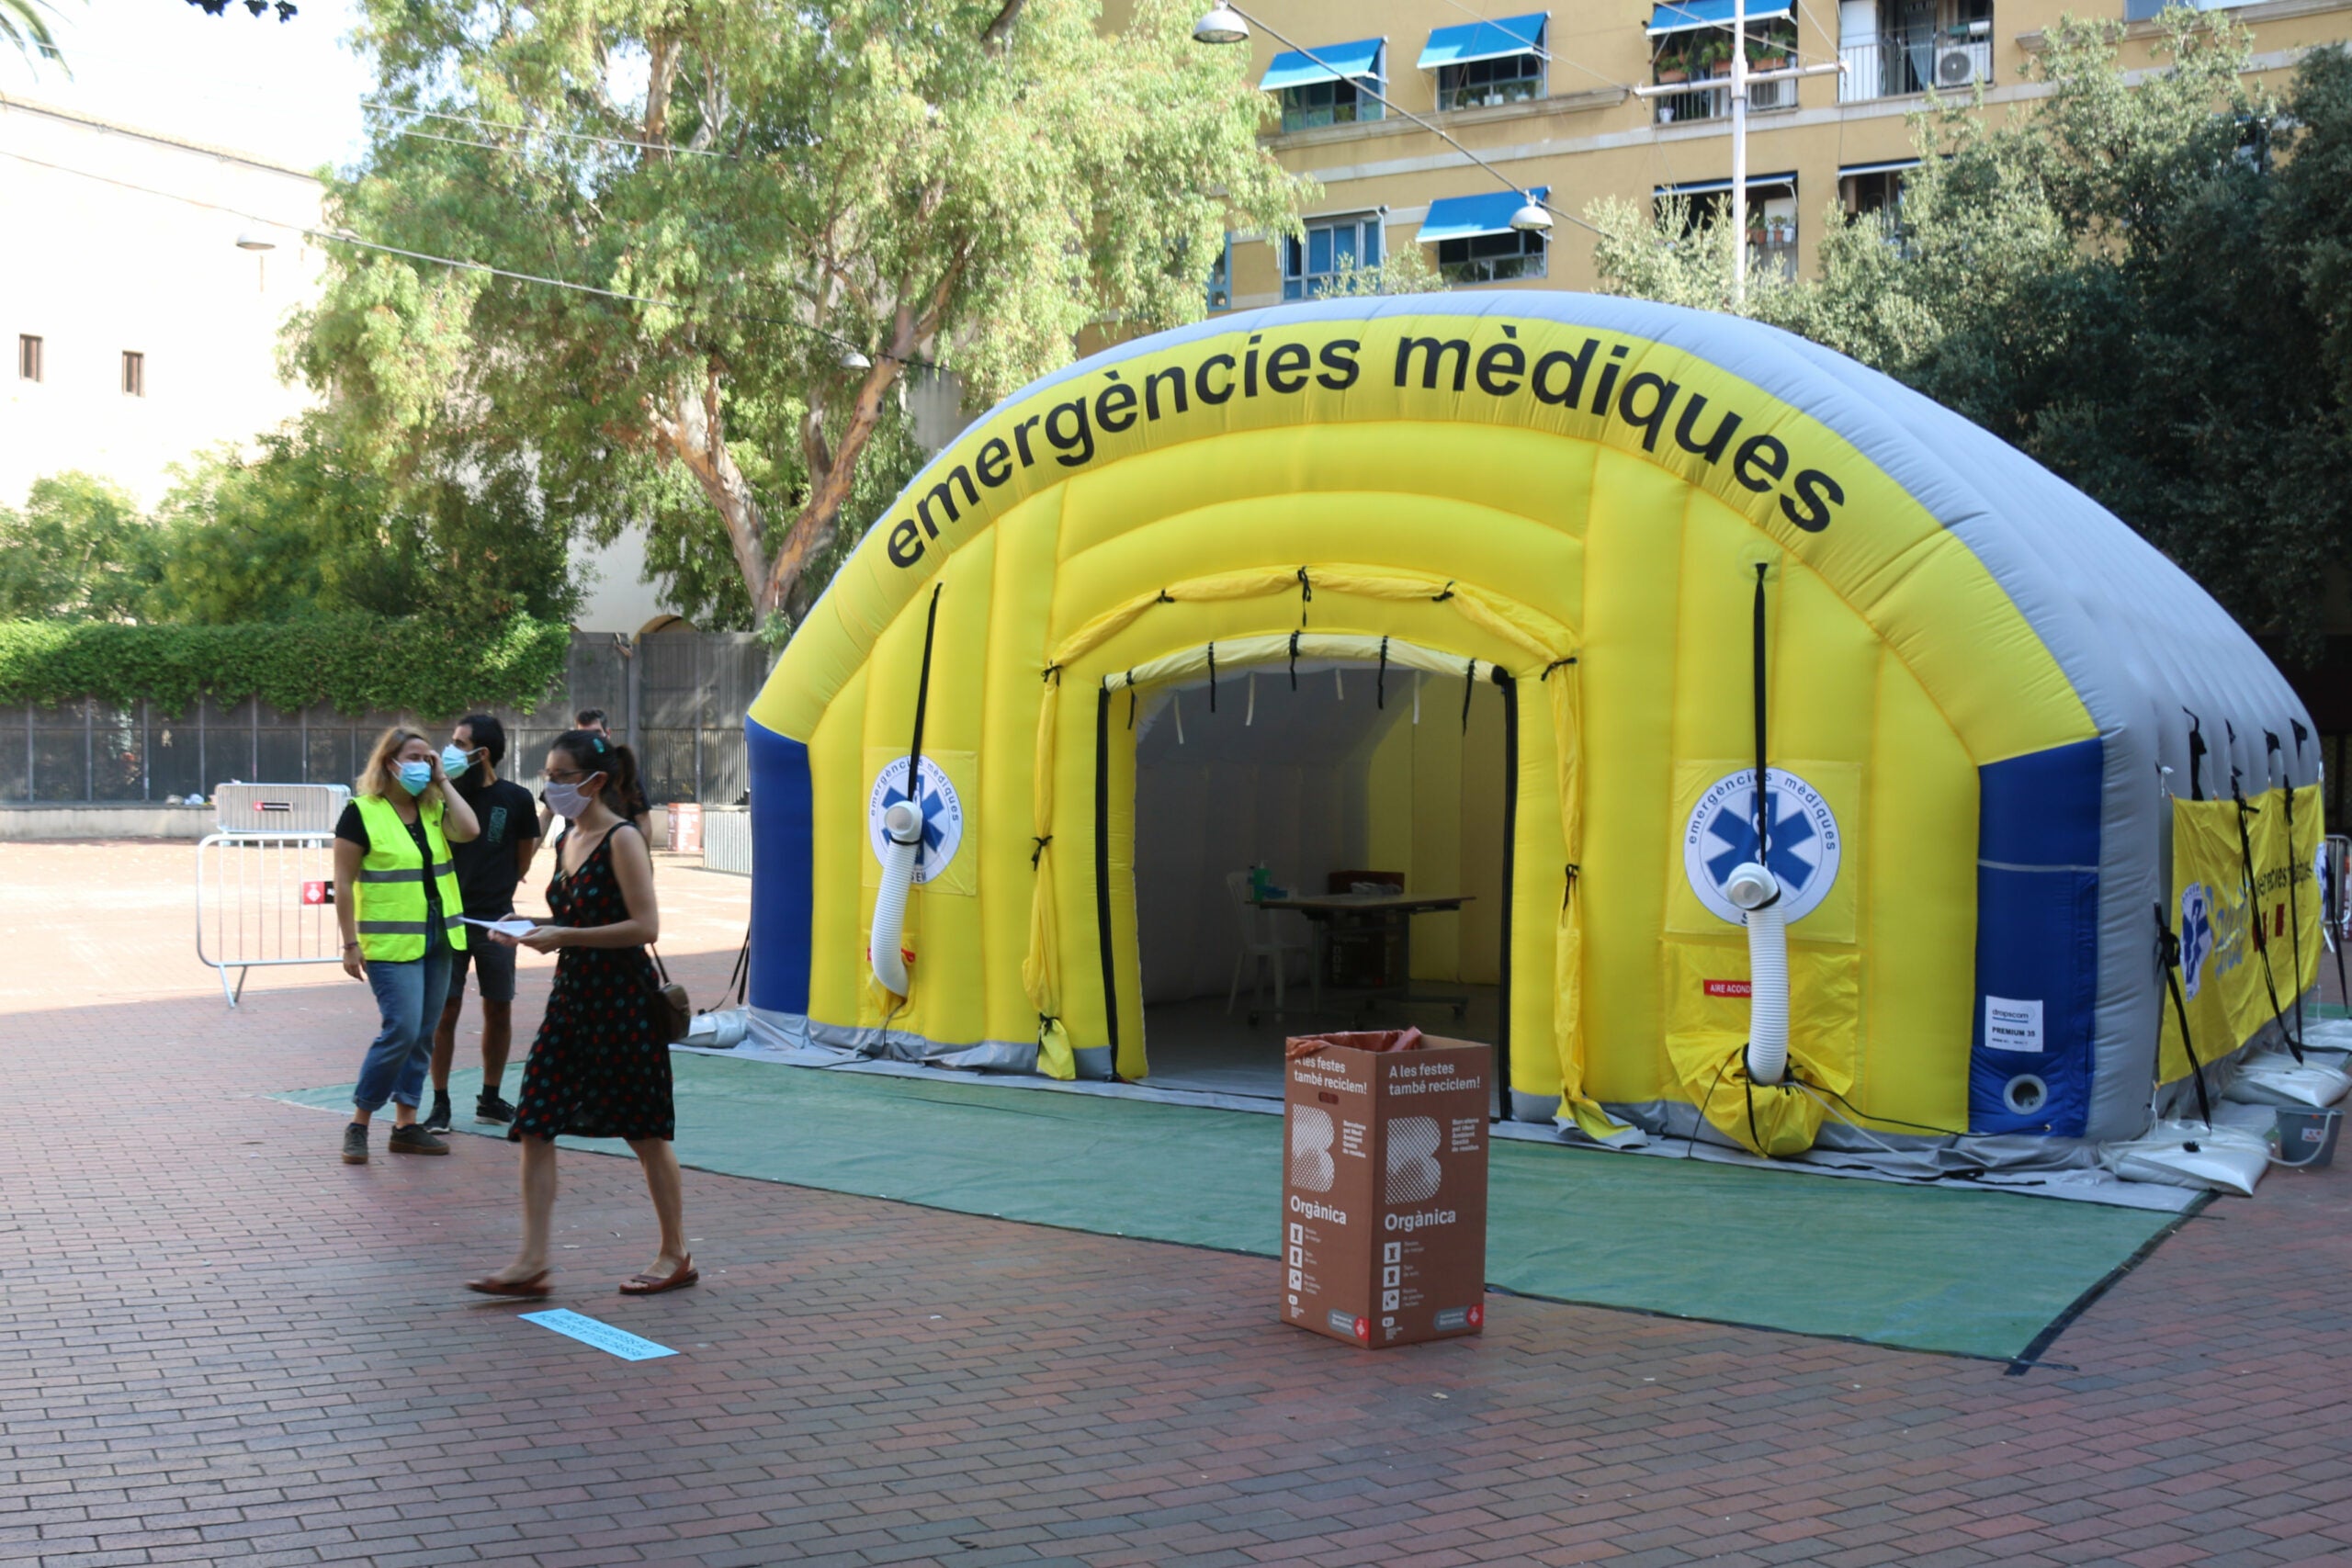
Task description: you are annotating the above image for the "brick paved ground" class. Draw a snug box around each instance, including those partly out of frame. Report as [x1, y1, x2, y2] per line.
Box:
[5, 839, 2352, 1568]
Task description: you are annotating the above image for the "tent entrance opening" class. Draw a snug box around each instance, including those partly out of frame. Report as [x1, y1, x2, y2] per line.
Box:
[1127, 659, 1507, 1100]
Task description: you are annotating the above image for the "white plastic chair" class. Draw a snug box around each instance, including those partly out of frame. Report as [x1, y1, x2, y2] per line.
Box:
[1227, 870, 1317, 1018]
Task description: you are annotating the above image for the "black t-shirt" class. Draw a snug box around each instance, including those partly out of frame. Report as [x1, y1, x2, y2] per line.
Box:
[334, 798, 447, 949]
[450, 776, 540, 917]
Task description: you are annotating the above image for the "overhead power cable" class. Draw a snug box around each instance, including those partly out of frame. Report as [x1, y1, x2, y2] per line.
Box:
[0, 141, 935, 371]
[360, 99, 734, 161]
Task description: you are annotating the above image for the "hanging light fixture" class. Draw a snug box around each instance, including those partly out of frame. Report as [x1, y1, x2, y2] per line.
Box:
[1192, 4, 1250, 45]
[234, 231, 277, 251]
[840, 346, 872, 370]
[1509, 194, 1553, 233]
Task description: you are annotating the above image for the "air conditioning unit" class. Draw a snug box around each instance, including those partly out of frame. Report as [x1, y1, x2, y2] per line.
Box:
[1934, 46, 1978, 88]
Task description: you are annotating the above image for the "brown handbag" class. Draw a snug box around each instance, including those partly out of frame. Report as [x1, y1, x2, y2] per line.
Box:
[648, 947, 691, 1043]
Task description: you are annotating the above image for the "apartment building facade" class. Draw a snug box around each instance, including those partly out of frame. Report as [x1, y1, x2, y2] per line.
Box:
[1193, 0, 2352, 307]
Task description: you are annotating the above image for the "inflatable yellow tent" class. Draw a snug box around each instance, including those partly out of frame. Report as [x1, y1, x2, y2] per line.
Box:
[743, 295, 2323, 1162]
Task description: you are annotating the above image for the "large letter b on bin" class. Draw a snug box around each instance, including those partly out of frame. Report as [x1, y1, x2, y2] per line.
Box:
[1385, 1116, 1442, 1203]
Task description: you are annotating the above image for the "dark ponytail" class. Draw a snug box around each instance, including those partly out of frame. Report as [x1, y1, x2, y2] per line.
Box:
[550, 728, 642, 818]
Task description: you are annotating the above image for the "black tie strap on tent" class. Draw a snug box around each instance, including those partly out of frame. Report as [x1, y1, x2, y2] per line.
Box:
[2232, 784, 2306, 1063]
[2154, 904, 2213, 1128]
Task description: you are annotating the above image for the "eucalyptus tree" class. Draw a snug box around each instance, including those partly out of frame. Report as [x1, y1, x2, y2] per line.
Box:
[296, 0, 1297, 630]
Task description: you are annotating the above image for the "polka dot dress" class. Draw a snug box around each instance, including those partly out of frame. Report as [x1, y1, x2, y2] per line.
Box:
[510, 825, 673, 1144]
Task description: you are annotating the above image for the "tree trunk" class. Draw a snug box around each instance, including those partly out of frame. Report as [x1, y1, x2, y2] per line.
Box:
[765, 257, 965, 625]
[648, 360, 773, 626]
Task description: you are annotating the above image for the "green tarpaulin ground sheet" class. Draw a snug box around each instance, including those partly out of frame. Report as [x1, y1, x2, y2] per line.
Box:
[280, 1055, 2177, 1359]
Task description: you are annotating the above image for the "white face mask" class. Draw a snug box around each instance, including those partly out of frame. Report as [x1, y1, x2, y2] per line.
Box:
[545, 777, 601, 820]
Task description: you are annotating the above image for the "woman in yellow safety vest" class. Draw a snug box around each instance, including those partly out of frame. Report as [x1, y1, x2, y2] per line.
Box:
[332, 727, 481, 1164]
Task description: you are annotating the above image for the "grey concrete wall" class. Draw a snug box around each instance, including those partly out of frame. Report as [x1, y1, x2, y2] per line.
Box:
[0, 805, 216, 840]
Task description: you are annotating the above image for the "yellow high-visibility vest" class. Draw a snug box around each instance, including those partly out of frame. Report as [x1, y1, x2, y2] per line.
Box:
[352, 794, 468, 961]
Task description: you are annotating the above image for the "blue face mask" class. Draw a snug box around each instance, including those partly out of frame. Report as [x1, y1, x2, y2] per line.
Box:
[441, 744, 474, 779]
[396, 760, 434, 795]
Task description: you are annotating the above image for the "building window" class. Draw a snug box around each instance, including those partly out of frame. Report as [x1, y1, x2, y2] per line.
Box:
[1437, 227, 1547, 284]
[1283, 214, 1383, 300]
[1206, 234, 1233, 312]
[120, 351, 144, 398]
[17, 334, 40, 382]
[1438, 51, 1544, 111]
[1279, 73, 1386, 132]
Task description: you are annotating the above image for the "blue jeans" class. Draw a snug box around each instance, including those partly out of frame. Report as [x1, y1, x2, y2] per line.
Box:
[354, 945, 454, 1114]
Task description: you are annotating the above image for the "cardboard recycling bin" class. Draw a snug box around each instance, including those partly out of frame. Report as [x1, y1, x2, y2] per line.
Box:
[1281, 1030, 1490, 1348]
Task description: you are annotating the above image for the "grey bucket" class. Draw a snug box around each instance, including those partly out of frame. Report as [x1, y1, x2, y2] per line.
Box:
[2272, 1107, 2343, 1170]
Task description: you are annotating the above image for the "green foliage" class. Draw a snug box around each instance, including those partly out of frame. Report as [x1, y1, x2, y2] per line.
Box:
[1589, 10, 2352, 655]
[1, 422, 581, 630]
[1317, 248, 1449, 299]
[152, 424, 582, 626]
[1, 0, 64, 71]
[295, 0, 1303, 628]
[0, 474, 157, 621]
[0, 615, 573, 716]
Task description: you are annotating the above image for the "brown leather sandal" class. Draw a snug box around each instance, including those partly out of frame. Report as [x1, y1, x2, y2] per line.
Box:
[465, 1269, 552, 1298]
[618, 1256, 697, 1295]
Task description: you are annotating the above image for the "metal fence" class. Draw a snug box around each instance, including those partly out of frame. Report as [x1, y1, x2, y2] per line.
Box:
[0, 629, 771, 807]
[195, 830, 342, 1006]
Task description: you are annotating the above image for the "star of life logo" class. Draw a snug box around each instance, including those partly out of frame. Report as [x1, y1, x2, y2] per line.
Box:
[2178, 883, 2215, 999]
[1683, 767, 1841, 925]
[868, 757, 963, 886]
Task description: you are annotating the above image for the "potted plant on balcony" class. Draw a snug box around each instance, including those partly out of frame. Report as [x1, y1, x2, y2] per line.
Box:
[1655, 43, 1689, 84]
[1747, 39, 1789, 71]
[1696, 35, 1731, 78]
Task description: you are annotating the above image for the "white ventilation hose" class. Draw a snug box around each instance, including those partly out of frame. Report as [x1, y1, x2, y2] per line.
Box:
[1724, 862, 1789, 1085]
[870, 800, 922, 996]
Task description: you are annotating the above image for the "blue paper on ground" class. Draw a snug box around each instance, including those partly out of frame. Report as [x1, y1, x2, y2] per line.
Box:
[520, 1309, 676, 1360]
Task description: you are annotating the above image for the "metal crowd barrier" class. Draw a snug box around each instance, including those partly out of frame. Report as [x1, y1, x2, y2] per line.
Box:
[2331, 834, 2351, 942]
[196, 830, 343, 1007]
[702, 805, 752, 876]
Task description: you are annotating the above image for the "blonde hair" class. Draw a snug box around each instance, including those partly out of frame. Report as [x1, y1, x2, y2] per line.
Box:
[355, 726, 445, 807]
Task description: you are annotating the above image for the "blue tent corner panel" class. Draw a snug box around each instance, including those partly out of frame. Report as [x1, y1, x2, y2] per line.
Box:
[1969, 739, 2104, 1136]
[746, 720, 813, 1015]
[1648, 0, 1793, 33]
[1418, 12, 1547, 70]
[1261, 36, 1385, 92]
[1419, 186, 1550, 243]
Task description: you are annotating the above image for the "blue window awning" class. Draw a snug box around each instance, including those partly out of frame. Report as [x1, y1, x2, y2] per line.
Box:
[1417, 11, 1547, 70]
[1418, 186, 1551, 244]
[1647, 0, 1793, 35]
[1261, 36, 1385, 92]
[1653, 171, 1796, 197]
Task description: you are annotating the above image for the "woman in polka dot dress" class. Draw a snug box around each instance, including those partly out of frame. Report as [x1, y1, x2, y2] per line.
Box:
[466, 729, 695, 1299]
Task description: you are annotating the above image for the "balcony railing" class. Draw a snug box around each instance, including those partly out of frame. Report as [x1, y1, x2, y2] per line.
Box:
[1749, 234, 1799, 280]
[1652, 74, 1796, 125]
[1838, 32, 1991, 103]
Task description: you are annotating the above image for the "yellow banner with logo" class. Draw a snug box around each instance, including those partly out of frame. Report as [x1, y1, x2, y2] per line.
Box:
[2160, 786, 2324, 1083]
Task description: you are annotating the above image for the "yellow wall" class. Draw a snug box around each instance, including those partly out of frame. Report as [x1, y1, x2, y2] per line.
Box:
[1111, 0, 2352, 299]
[1363, 673, 1508, 984]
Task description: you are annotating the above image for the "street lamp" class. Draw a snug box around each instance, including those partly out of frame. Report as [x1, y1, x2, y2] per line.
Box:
[234, 230, 277, 293]
[840, 347, 873, 371]
[1192, 4, 1250, 45]
[1509, 195, 1553, 234]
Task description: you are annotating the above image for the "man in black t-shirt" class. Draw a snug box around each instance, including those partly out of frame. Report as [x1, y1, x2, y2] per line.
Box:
[424, 715, 541, 1130]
